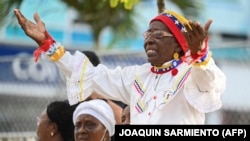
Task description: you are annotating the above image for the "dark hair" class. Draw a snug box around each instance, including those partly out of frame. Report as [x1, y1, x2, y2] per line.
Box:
[82, 51, 100, 66]
[122, 104, 128, 109]
[111, 100, 127, 109]
[46, 100, 75, 141]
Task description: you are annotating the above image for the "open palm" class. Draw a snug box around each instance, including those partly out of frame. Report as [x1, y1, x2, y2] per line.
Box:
[14, 9, 46, 45]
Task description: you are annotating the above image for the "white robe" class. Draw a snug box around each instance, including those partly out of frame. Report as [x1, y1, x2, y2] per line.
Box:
[55, 50, 226, 124]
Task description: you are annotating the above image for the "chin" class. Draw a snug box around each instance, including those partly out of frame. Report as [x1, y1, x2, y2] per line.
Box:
[148, 60, 158, 67]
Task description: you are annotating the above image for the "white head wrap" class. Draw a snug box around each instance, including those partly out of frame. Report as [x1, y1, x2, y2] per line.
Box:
[73, 99, 115, 136]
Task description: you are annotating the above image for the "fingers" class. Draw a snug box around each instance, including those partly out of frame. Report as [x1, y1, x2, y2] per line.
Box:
[34, 12, 43, 25]
[182, 18, 212, 53]
[183, 20, 199, 43]
[14, 9, 24, 26]
[194, 22, 203, 35]
[14, 9, 30, 29]
[188, 21, 204, 36]
[183, 20, 207, 52]
[204, 19, 213, 33]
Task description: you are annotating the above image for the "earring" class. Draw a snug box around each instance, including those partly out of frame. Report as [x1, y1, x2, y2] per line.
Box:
[51, 132, 54, 137]
[173, 52, 179, 60]
[171, 52, 179, 76]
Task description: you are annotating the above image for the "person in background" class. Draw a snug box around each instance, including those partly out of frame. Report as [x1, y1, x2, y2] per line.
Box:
[83, 92, 125, 124]
[121, 105, 130, 125]
[82, 50, 126, 124]
[14, 9, 226, 124]
[36, 100, 75, 141]
[73, 99, 115, 141]
[81, 50, 100, 67]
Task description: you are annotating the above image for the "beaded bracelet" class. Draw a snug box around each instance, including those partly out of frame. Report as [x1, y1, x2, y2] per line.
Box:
[48, 45, 66, 62]
[193, 51, 212, 67]
[195, 51, 208, 63]
[45, 42, 61, 56]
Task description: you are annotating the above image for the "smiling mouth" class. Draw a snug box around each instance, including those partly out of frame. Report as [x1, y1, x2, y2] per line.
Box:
[147, 49, 158, 56]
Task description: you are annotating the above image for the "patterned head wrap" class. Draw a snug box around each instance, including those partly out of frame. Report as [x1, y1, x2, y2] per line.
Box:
[150, 10, 191, 53]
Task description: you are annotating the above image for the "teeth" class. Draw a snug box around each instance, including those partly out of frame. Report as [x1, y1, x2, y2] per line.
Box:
[147, 50, 155, 53]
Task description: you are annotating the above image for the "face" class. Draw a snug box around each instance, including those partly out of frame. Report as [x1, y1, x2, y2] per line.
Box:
[121, 106, 130, 125]
[144, 21, 179, 67]
[36, 109, 54, 141]
[74, 114, 108, 141]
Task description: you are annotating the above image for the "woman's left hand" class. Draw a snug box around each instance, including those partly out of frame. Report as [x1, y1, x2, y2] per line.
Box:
[183, 19, 213, 54]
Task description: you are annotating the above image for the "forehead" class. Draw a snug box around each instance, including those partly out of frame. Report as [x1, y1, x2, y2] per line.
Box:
[76, 114, 100, 123]
[149, 20, 169, 31]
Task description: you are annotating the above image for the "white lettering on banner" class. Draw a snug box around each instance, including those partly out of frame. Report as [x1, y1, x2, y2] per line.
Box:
[12, 53, 59, 82]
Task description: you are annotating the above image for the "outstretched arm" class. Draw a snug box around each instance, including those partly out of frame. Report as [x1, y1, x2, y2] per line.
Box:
[181, 19, 226, 113]
[13, 9, 134, 106]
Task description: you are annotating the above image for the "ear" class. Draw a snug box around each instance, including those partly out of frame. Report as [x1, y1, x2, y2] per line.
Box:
[50, 122, 59, 136]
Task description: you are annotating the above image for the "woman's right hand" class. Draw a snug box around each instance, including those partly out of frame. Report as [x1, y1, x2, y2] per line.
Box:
[14, 9, 46, 45]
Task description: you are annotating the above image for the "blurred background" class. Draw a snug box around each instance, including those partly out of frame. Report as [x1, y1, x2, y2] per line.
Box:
[0, 0, 250, 141]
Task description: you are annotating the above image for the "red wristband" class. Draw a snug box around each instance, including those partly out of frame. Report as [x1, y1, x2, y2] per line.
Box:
[190, 37, 209, 62]
[33, 31, 55, 62]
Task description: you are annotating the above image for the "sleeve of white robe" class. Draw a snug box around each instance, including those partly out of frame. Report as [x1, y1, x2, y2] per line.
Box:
[184, 57, 227, 113]
[55, 50, 136, 105]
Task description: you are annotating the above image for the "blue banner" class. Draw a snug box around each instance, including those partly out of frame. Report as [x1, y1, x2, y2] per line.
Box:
[0, 43, 64, 95]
